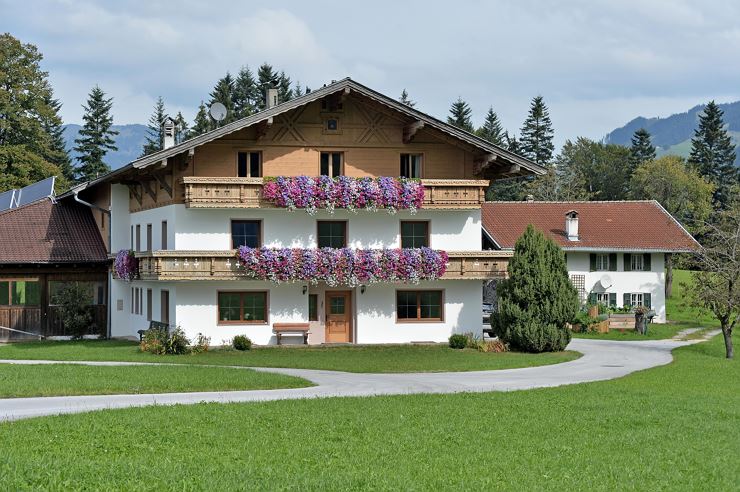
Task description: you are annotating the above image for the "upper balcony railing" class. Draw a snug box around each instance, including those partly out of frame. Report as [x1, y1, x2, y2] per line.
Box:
[135, 250, 510, 282]
[181, 177, 489, 210]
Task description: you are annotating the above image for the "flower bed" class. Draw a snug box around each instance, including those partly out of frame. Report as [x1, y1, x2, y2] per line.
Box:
[261, 176, 425, 214]
[114, 249, 138, 281]
[236, 246, 448, 286]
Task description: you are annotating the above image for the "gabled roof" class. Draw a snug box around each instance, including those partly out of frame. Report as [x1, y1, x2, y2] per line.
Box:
[61, 78, 543, 197]
[481, 201, 701, 253]
[0, 199, 108, 264]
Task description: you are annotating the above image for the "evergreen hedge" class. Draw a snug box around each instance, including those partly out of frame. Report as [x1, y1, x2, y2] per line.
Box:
[491, 224, 578, 352]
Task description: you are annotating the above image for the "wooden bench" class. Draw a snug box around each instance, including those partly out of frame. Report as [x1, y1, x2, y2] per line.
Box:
[273, 323, 310, 345]
[137, 321, 171, 341]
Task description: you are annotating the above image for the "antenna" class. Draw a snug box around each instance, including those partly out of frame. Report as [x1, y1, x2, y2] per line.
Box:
[209, 102, 227, 127]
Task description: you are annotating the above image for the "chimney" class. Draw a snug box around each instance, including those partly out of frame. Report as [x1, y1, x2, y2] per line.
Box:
[162, 117, 176, 149]
[265, 88, 279, 109]
[565, 210, 579, 241]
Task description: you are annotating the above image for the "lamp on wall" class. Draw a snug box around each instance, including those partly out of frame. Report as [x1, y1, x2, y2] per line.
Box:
[302, 285, 308, 295]
[360, 285, 366, 294]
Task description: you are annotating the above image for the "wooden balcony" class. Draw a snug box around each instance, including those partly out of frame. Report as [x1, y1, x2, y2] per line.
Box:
[181, 177, 489, 210]
[136, 250, 510, 282]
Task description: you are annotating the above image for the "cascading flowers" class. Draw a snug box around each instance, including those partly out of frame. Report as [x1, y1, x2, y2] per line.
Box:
[236, 246, 448, 286]
[261, 176, 425, 215]
[114, 249, 139, 281]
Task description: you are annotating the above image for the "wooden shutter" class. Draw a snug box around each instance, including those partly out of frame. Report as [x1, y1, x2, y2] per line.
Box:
[643, 253, 651, 271]
[643, 293, 651, 308]
[623, 293, 631, 307]
[589, 254, 596, 272]
[623, 253, 632, 272]
[609, 253, 618, 271]
[588, 292, 597, 304]
[609, 293, 617, 307]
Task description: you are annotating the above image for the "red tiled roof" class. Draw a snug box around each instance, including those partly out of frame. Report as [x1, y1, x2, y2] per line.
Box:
[0, 199, 108, 264]
[482, 200, 700, 252]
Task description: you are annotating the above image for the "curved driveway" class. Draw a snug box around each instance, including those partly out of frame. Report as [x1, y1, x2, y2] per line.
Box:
[0, 338, 694, 422]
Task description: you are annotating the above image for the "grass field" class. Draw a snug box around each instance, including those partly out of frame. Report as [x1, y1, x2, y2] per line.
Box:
[0, 333, 736, 489]
[0, 363, 311, 398]
[573, 269, 720, 340]
[0, 341, 579, 373]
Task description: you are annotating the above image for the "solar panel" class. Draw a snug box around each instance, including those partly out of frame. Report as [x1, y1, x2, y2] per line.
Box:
[16, 176, 55, 207]
[0, 189, 18, 212]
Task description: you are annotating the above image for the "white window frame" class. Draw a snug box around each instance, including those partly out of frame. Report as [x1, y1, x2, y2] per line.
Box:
[630, 293, 644, 306]
[630, 254, 644, 271]
[595, 253, 609, 271]
[596, 293, 610, 304]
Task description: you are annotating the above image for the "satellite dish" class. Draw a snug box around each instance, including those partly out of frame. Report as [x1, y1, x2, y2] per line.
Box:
[209, 102, 227, 124]
[599, 274, 613, 289]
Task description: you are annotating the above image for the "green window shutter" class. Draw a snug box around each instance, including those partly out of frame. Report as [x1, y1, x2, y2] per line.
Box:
[588, 292, 597, 305]
[643, 293, 651, 308]
[643, 253, 651, 271]
[623, 293, 631, 307]
[623, 253, 632, 272]
[609, 293, 617, 307]
[589, 254, 596, 272]
[609, 253, 618, 271]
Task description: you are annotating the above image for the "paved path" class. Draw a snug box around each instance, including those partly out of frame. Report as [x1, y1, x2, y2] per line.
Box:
[0, 338, 698, 422]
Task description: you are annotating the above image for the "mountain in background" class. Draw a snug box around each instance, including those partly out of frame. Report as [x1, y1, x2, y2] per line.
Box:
[63, 124, 149, 170]
[604, 101, 740, 166]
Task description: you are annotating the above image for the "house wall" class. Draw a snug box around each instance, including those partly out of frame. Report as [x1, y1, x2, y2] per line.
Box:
[567, 251, 667, 322]
[110, 279, 176, 339]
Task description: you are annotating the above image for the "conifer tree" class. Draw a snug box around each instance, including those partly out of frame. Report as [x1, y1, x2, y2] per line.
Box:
[41, 92, 74, 184]
[520, 95, 555, 165]
[294, 81, 304, 98]
[447, 97, 474, 132]
[73, 86, 117, 182]
[209, 73, 235, 124]
[141, 96, 167, 156]
[233, 66, 258, 119]
[628, 128, 656, 170]
[277, 71, 292, 103]
[174, 111, 188, 144]
[491, 225, 577, 352]
[189, 101, 211, 138]
[256, 63, 279, 110]
[476, 107, 505, 146]
[399, 89, 415, 107]
[507, 133, 520, 154]
[688, 101, 738, 207]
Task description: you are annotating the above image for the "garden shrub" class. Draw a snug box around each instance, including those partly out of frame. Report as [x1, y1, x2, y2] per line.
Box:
[479, 339, 508, 353]
[56, 283, 95, 339]
[233, 335, 253, 351]
[448, 334, 467, 349]
[491, 225, 578, 352]
[191, 333, 211, 354]
[140, 327, 191, 355]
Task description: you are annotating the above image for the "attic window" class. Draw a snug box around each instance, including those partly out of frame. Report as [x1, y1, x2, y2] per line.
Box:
[326, 118, 339, 131]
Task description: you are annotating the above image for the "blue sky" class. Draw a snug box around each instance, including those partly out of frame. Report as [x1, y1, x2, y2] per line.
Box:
[4, 0, 740, 146]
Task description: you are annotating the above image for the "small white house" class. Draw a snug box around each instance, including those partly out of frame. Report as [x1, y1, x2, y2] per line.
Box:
[481, 201, 700, 323]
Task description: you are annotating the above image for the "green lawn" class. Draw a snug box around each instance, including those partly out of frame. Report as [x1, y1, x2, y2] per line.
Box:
[0, 363, 311, 398]
[0, 341, 579, 373]
[573, 269, 720, 340]
[0, 333, 736, 489]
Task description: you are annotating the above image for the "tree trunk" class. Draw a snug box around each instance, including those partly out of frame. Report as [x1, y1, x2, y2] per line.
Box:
[722, 326, 734, 359]
[665, 253, 674, 298]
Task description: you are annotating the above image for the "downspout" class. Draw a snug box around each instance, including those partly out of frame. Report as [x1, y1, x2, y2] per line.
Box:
[73, 190, 113, 339]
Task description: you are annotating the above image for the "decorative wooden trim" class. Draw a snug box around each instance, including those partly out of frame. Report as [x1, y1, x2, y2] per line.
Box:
[403, 121, 425, 144]
[128, 184, 142, 206]
[155, 173, 172, 198]
[141, 180, 157, 202]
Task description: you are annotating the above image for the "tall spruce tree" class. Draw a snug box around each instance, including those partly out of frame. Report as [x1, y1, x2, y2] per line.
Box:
[41, 91, 74, 184]
[141, 96, 167, 156]
[209, 73, 235, 124]
[73, 86, 117, 182]
[447, 97, 474, 132]
[476, 107, 505, 146]
[174, 111, 188, 144]
[256, 63, 279, 110]
[189, 101, 211, 138]
[688, 101, 738, 207]
[399, 89, 415, 107]
[0, 33, 67, 192]
[294, 81, 304, 98]
[277, 71, 292, 103]
[233, 66, 258, 118]
[520, 95, 555, 165]
[628, 128, 656, 170]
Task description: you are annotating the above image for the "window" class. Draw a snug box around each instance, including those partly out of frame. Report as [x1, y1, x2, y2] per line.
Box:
[397, 290, 443, 321]
[0, 280, 40, 306]
[317, 221, 347, 248]
[400, 154, 422, 178]
[400, 221, 429, 248]
[136, 225, 141, 252]
[623, 292, 652, 309]
[237, 151, 262, 178]
[308, 294, 318, 321]
[326, 118, 339, 131]
[130, 225, 134, 250]
[161, 290, 170, 324]
[218, 291, 268, 324]
[625, 253, 651, 272]
[631, 254, 644, 271]
[146, 224, 152, 252]
[595, 254, 609, 271]
[320, 152, 343, 177]
[161, 221, 168, 250]
[231, 220, 261, 249]
[146, 289, 153, 321]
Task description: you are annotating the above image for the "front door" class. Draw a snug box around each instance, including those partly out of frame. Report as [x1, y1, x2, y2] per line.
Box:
[325, 291, 352, 343]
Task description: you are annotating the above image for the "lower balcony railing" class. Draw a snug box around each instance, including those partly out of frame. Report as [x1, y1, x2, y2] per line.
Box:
[135, 250, 510, 281]
[181, 177, 489, 210]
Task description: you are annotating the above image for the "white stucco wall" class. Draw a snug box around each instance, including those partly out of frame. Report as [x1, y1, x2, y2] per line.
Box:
[567, 251, 667, 322]
[110, 280, 177, 338]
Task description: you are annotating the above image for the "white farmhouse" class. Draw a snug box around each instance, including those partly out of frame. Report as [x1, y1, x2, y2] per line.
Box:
[481, 201, 700, 322]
